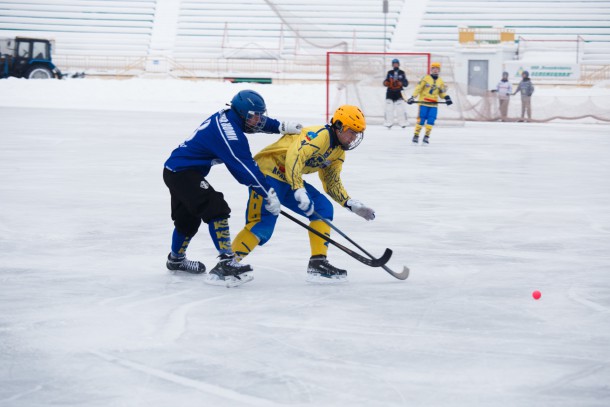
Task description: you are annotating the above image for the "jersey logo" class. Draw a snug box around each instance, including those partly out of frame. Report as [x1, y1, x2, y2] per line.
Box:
[305, 155, 331, 168]
[305, 131, 318, 141]
[200, 180, 210, 189]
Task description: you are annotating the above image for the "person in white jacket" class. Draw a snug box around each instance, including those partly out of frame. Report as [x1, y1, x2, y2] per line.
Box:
[494, 71, 512, 121]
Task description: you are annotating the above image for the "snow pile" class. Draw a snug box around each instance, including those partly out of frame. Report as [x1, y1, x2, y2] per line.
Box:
[0, 77, 326, 120]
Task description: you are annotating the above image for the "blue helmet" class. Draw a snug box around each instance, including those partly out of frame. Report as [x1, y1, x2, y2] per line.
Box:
[230, 90, 268, 133]
[392, 58, 400, 65]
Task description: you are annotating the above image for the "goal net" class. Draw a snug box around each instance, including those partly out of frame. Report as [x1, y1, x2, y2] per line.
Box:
[326, 52, 465, 126]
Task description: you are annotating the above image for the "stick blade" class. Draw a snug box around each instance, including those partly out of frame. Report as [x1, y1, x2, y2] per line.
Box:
[368, 248, 392, 267]
[384, 265, 410, 280]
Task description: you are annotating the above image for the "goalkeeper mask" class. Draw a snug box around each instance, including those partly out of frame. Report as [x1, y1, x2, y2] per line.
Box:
[331, 105, 366, 151]
[230, 89, 268, 133]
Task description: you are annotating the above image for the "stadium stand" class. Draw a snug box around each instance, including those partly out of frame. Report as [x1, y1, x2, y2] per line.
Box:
[1, 0, 609, 76]
[412, 0, 610, 64]
[173, 0, 404, 59]
[0, 0, 156, 56]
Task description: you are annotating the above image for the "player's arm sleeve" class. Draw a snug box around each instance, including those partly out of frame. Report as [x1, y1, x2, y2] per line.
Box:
[401, 74, 408, 88]
[224, 151, 270, 196]
[439, 81, 448, 99]
[261, 117, 281, 134]
[213, 122, 271, 196]
[319, 159, 349, 205]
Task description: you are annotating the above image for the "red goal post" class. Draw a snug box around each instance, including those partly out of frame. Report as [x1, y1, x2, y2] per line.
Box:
[326, 52, 431, 123]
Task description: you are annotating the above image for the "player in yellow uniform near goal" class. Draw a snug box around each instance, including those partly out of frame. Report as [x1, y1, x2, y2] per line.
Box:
[407, 62, 453, 144]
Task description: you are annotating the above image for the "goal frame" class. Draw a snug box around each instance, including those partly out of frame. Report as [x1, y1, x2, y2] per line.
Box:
[325, 51, 431, 122]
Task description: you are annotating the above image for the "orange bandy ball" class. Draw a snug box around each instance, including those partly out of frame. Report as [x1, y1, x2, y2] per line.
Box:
[532, 290, 541, 300]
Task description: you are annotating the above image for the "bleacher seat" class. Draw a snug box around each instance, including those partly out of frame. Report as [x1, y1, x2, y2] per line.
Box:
[1, 0, 609, 73]
[0, 0, 156, 57]
[173, 0, 405, 59]
[413, 0, 610, 63]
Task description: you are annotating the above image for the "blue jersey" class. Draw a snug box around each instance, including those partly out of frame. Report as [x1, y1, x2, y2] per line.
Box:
[164, 108, 280, 197]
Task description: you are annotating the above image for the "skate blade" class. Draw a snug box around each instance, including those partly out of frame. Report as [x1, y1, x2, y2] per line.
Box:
[204, 274, 254, 288]
[305, 273, 348, 284]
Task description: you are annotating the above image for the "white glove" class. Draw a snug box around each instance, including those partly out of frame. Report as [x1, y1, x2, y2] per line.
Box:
[346, 199, 375, 221]
[294, 188, 314, 216]
[264, 188, 281, 216]
[280, 121, 303, 135]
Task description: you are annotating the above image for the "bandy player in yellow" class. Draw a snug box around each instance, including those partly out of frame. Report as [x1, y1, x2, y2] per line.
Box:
[407, 61, 453, 144]
[231, 105, 376, 283]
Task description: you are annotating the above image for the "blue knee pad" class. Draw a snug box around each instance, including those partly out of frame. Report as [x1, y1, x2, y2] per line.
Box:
[249, 213, 277, 245]
[249, 178, 335, 245]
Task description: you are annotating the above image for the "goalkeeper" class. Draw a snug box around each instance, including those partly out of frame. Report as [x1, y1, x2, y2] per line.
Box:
[383, 58, 409, 128]
[231, 105, 376, 284]
[407, 61, 453, 144]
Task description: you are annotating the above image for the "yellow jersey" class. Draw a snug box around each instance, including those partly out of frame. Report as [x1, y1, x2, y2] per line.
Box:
[412, 75, 448, 107]
[254, 125, 350, 205]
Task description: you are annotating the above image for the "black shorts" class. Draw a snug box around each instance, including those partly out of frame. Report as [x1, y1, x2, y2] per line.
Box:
[163, 168, 231, 236]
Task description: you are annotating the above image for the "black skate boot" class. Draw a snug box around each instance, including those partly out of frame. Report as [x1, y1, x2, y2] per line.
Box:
[412, 135, 419, 144]
[423, 135, 430, 144]
[205, 253, 253, 287]
[166, 253, 206, 274]
[306, 255, 348, 283]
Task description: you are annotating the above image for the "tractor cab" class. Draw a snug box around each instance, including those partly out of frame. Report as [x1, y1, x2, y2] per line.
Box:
[1, 37, 63, 79]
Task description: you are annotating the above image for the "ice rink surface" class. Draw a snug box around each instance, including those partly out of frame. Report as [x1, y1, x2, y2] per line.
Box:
[1, 80, 610, 406]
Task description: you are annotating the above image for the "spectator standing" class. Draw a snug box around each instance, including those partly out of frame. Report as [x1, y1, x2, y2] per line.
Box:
[513, 70, 535, 121]
[495, 71, 512, 121]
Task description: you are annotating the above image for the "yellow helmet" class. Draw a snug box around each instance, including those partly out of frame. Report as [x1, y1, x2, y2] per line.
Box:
[331, 105, 366, 150]
[331, 105, 366, 133]
[430, 62, 441, 69]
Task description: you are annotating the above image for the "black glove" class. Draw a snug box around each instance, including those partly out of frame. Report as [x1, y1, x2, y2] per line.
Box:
[444, 95, 453, 106]
[407, 96, 415, 105]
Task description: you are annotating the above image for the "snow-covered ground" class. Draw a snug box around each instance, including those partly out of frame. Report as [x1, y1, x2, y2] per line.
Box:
[1, 78, 610, 406]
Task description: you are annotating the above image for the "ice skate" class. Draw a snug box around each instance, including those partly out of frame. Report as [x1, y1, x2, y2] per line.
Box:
[306, 255, 348, 284]
[166, 253, 206, 274]
[412, 135, 419, 144]
[423, 135, 430, 144]
[204, 253, 253, 288]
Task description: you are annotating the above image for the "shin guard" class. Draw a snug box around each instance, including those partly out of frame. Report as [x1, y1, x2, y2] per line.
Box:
[308, 220, 331, 257]
[232, 228, 260, 261]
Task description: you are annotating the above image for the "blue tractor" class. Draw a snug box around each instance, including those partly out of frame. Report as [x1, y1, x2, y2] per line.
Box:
[1, 37, 63, 79]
